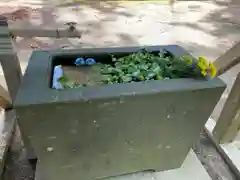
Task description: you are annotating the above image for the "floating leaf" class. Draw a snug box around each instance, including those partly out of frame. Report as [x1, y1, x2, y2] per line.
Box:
[139, 64, 149, 70]
[132, 70, 141, 77]
[102, 74, 113, 82]
[121, 75, 132, 83]
[147, 72, 156, 79]
[156, 74, 162, 80]
[112, 56, 117, 62]
[128, 66, 139, 74]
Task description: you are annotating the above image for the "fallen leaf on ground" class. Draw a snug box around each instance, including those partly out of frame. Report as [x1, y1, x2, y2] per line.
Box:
[30, 43, 40, 49]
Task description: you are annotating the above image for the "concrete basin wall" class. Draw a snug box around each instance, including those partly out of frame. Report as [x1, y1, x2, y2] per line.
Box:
[14, 45, 226, 180]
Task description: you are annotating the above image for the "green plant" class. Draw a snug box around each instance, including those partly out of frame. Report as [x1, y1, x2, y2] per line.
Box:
[56, 50, 217, 89]
[100, 50, 200, 84]
[58, 75, 82, 88]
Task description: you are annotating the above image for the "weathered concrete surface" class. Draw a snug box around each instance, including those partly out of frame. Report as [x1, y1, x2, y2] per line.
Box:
[35, 149, 212, 180]
[2, 126, 236, 180]
[15, 54, 225, 179]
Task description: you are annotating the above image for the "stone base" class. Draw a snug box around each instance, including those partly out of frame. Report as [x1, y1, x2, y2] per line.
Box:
[35, 149, 211, 180]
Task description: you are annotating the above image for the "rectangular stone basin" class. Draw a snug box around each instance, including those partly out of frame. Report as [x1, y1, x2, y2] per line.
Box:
[14, 45, 226, 180]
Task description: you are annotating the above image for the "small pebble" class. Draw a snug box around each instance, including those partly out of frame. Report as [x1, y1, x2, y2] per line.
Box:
[167, 114, 172, 119]
[46, 147, 54, 152]
[166, 145, 171, 149]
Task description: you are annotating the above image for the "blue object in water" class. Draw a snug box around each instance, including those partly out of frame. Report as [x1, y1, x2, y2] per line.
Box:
[75, 58, 85, 66]
[85, 58, 96, 65]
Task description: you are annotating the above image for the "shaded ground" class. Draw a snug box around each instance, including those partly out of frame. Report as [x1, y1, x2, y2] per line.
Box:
[2, 127, 35, 180]
[194, 132, 237, 180]
[0, 0, 240, 180]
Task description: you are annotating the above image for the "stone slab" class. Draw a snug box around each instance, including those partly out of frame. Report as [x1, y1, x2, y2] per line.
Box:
[35, 149, 211, 180]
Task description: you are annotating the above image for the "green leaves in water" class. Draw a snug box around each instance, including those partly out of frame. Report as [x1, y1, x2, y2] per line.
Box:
[57, 75, 82, 89]
[100, 50, 197, 84]
[57, 50, 201, 88]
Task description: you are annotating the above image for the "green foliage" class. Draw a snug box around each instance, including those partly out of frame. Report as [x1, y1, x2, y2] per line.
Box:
[56, 50, 205, 89]
[100, 50, 200, 84]
[57, 75, 82, 89]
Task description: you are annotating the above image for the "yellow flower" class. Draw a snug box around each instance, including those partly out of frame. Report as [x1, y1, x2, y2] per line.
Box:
[183, 56, 193, 65]
[208, 63, 217, 78]
[197, 57, 208, 70]
[201, 70, 207, 76]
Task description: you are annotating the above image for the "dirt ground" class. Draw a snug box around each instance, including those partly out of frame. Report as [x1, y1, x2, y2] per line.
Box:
[0, 0, 240, 180]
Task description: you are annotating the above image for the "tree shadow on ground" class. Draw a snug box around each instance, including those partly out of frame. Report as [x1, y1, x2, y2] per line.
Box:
[169, 0, 240, 57]
[176, 41, 226, 60]
[212, 0, 240, 6]
[58, 0, 134, 17]
[202, 4, 240, 25]
[6, 0, 139, 61]
[3, 0, 240, 61]
[169, 21, 240, 38]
